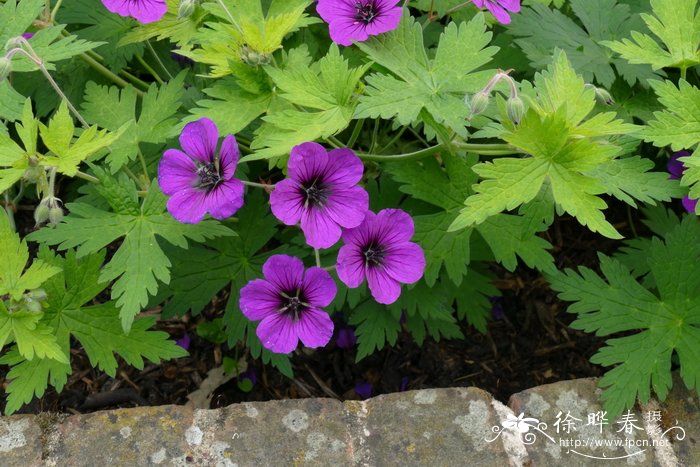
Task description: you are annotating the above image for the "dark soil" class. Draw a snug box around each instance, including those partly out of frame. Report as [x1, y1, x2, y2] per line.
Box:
[1, 198, 651, 415]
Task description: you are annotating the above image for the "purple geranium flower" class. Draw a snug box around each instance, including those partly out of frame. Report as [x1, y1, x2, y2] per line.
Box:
[175, 333, 191, 350]
[239, 255, 336, 354]
[335, 326, 357, 349]
[21, 32, 34, 40]
[337, 209, 426, 305]
[472, 0, 521, 24]
[316, 0, 403, 47]
[270, 142, 369, 249]
[101, 0, 167, 24]
[158, 118, 244, 224]
[667, 151, 698, 214]
[354, 382, 373, 399]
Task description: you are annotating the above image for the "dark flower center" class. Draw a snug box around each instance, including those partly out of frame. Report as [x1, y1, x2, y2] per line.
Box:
[196, 162, 223, 190]
[355, 1, 379, 24]
[362, 241, 385, 267]
[280, 290, 307, 320]
[301, 179, 330, 208]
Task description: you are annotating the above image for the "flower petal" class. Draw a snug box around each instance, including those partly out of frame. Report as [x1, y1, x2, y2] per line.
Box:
[683, 195, 698, 213]
[179, 118, 219, 163]
[206, 179, 245, 220]
[262, 255, 305, 292]
[166, 189, 209, 223]
[497, 0, 521, 13]
[287, 142, 329, 183]
[324, 185, 370, 229]
[324, 148, 365, 186]
[484, 1, 512, 24]
[300, 207, 343, 249]
[316, 0, 356, 22]
[257, 313, 298, 354]
[373, 209, 415, 244]
[363, 2, 402, 36]
[270, 179, 305, 225]
[158, 149, 197, 195]
[341, 210, 374, 246]
[219, 135, 240, 180]
[337, 244, 367, 288]
[329, 19, 368, 46]
[130, 0, 167, 23]
[295, 307, 334, 349]
[302, 267, 337, 307]
[383, 242, 425, 284]
[240, 279, 281, 321]
[366, 267, 402, 304]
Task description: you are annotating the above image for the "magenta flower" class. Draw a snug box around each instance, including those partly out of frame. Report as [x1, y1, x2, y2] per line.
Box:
[21, 33, 34, 40]
[270, 142, 369, 249]
[316, 0, 403, 47]
[337, 209, 426, 305]
[101, 0, 167, 24]
[158, 118, 244, 224]
[472, 0, 521, 25]
[667, 151, 698, 214]
[239, 255, 336, 354]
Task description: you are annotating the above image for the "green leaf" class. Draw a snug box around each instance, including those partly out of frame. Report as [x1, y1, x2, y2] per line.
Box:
[350, 301, 402, 362]
[120, 0, 206, 46]
[1, 248, 188, 414]
[355, 13, 497, 137]
[188, 79, 272, 136]
[39, 102, 126, 176]
[28, 175, 235, 331]
[547, 215, 700, 416]
[451, 52, 643, 240]
[0, 82, 25, 122]
[9, 25, 102, 73]
[58, 0, 144, 71]
[0, 0, 44, 50]
[247, 45, 368, 160]
[81, 72, 185, 172]
[602, 0, 700, 70]
[642, 79, 700, 150]
[509, 0, 658, 87]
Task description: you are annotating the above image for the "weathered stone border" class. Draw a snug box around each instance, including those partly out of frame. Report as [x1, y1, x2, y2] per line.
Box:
[1, 377, 697, 466]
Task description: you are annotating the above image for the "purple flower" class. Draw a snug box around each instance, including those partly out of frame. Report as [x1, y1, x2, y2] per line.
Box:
[270, 142, 369, 249]
[158, 118, 244, 224]
[316, 0, 403, 47]
[354, 382, 373, 399]
[667, 151, 689, 180]
[335, 326, 357, 349]
[337, 209, 426, 305]
[667, 151, 698, 214]
[101, 0, 167, 24]
[239, 255, 336, 354]
[472, 0, 521, 24]
[237, 369, 257, 386]
[21, 32, 34, 40]
[175, 333, 191, 350]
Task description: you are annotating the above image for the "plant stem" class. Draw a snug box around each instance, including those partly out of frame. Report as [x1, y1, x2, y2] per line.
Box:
[3, 192, 16, 231]
[369, 118, 380, 153]
[146, 40, 174, 80]
[444, 1, 471, 16]
[135, 54, 164, 84]
[356, 142, 522, 162]
[137, 148, 150, 182]
[314, 249, 321, 268]
[241, 180, 273, 189]
[377, 125, 408, 153]
[50, 0, 64, 22]
[119, 68, 151, 91]
[123, 166, 148, 190]
[77, 53, 144, 96]
[75, 171, 99, 183]
[214, 0, 244, 35]
[681, 66, 688, 81]
[346, 119, 364, 148]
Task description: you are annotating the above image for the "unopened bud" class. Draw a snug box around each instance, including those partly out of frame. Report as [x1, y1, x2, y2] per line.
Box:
[593, 87, 614, 106]
[240, 44, 271, 67]
[4, 36, 23, 52]
[467, 91, 490, 118]
[0, 57, 12, 82]
[24, 296, 43, 313]
[506, 95, 525, 124]
[27, 288, 48, 302]
[48, 205, 64, 225]
[33, 201, 50, 225]
[177, 0, 197, 19]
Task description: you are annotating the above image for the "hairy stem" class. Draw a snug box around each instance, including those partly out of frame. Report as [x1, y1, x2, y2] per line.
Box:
[356, 142, 522, 162]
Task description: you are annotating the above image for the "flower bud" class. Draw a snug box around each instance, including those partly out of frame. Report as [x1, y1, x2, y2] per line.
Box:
[24, 296, 43, 313]
[48, 205, 64, 225]
[240, 44, 271, 67]
[0, 57, 12, 82]
[593, 87, 614, 106]
[4, 36, 23, 52]
[27, 288, 48, 302]
[506, 95, 525, 124]
[177, 0, 197, 19]
[33, 201, 50, 225]
[467, 91, 490, 118]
